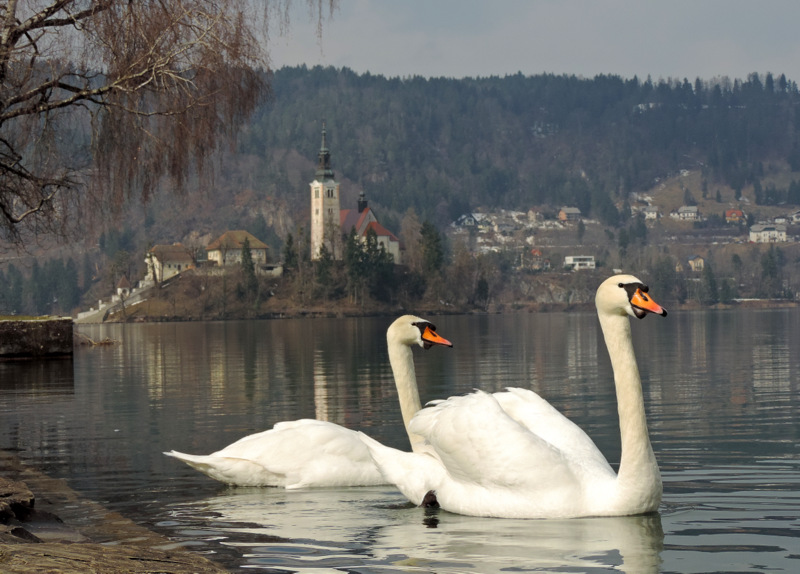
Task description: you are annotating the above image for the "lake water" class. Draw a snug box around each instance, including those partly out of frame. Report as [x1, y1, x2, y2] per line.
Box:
[1, 308, 800, 573]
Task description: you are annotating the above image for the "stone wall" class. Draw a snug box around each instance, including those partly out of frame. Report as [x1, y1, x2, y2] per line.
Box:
[0, 318, 73, 359]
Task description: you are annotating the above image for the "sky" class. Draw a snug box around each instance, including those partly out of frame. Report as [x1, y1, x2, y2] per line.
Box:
[267, 0, 800, 84]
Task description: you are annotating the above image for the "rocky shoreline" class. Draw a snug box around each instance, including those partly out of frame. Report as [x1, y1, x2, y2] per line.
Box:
[0, 452, 226, 573]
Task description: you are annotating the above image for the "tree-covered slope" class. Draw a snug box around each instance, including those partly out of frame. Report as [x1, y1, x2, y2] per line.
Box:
[237, 66, 800, 227]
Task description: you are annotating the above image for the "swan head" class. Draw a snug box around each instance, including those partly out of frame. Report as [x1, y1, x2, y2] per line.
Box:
[596, 275, 668, 320]
[388, 315, 453, 350]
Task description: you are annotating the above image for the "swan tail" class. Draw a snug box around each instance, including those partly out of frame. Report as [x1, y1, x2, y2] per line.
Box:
[163, 450, 285, 487]
[356, 432, 442, 506]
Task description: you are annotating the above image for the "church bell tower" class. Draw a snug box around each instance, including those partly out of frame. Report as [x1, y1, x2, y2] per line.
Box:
[310, 123, 341, 260]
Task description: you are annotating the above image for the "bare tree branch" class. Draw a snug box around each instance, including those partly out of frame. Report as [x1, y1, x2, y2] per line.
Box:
[0, 0, 337, 243]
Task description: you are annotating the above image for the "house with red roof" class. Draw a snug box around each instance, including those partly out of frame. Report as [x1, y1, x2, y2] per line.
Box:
[339, 191, 402, 263]
[725, 209, 745, 224]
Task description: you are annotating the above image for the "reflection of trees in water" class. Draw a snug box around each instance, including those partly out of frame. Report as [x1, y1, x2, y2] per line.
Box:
[0, 359, 75, 395]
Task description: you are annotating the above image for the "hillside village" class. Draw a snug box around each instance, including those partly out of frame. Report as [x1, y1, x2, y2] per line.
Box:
[450, 187, 798, 272]
[75, 130, 800, 323]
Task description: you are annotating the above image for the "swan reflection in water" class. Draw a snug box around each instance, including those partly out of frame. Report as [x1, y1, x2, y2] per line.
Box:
[165, 487, 664, 573]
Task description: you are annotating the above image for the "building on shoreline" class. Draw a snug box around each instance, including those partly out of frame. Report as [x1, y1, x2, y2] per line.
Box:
[309, 124, 401, 263]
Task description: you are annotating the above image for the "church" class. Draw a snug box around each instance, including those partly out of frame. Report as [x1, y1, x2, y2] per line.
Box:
[309, 125, 402, 263]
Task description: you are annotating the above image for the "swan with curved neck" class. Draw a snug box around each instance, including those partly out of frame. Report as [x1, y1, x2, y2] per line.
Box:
[164, 315, 452, 488]
[360, 275, 667, 518]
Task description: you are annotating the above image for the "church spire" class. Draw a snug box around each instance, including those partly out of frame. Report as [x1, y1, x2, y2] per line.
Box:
[315, 122, 335, 181]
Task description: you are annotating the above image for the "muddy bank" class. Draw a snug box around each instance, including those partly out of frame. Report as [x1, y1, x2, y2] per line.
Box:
[0, 452, 226, 573]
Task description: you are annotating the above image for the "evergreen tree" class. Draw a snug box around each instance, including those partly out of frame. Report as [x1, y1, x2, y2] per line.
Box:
[5, 265, 23, 314]
[475, 275, 490, 310]
[719, 278, 737, 304]
[283, 232, 298, 272]
[651, 256, 677, 302]
[0, 269, 6, 313]
[81, 252, 94, 289]
[315, 243, 334, 294]
[617, 228, 630, 256]
[60, 258, 81, 313]
[363, 229, 395, 302]
[240, 237, 258, 297]
[344, 228, 366, 304]
[700, 263, 718, 305]
[29, 260, 49, 314]
[420, 221, 445, 275]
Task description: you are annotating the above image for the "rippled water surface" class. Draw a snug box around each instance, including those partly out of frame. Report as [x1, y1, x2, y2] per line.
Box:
[1, 309, 799, 572]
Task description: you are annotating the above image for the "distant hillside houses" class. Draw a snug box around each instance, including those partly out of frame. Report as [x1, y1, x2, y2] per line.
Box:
[671, 205, 700, 221]
[558, 207, 581, 222]
[749, 223, 788, 243]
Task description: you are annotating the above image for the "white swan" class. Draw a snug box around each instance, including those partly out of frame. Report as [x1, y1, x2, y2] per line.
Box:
[359, 274, 667, 518]
[164, 315, 452, 488]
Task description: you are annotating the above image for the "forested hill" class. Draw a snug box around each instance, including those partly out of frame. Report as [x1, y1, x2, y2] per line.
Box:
[235, 66, 800, 228]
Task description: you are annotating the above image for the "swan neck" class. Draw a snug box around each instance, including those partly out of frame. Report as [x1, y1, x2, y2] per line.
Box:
[599, 312, 658, 486]
[388, 340, 425, 451]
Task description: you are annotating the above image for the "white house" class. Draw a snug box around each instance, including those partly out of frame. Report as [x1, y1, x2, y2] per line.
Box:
[206, 230, 269, 266]
[687, 255, 705, 272]
[564, 255, 596, 270]
[671, 205, 699, 221]
[453, 213, 479, 227]
[749, 224, 787, 243]
[644, 206, 660, 220]
[145, 243, 194, 283]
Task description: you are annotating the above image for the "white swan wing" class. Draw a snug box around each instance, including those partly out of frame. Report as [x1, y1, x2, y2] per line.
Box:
[170, 419, 387, 488]
[409, 391, 585, 488]
[493, 387, 614, 475]
[163, 450, 284, 486]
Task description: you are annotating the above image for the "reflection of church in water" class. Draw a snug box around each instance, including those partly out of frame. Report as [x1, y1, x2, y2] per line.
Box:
[309, 124, 401, 263]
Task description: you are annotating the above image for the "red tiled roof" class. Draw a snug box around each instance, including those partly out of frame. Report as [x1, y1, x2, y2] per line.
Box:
[365, 221, 399, 242]
[340, 209, 360, 231]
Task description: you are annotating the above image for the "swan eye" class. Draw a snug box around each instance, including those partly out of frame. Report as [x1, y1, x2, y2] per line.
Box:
[412, 321, 436, 333]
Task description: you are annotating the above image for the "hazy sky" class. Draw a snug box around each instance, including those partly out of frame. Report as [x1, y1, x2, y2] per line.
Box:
[268, 1, 800, 83]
